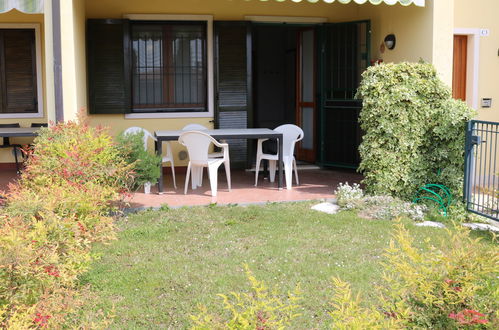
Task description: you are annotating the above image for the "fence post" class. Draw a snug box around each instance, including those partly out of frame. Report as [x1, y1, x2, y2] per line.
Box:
[463, 120, 474, 208]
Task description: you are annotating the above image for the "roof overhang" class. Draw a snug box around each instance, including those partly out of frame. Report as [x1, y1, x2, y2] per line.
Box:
[259, 0, 425, 6]
[0, 0, 44, 14]
[0, 0, 425, 15]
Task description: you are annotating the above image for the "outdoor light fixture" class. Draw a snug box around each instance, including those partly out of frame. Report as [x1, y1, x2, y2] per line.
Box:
[384, 34, 396, 50]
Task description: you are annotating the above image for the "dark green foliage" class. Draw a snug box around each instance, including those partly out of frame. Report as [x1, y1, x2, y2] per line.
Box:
[356, 62, 476, 200]
[116, 131, 161, 188]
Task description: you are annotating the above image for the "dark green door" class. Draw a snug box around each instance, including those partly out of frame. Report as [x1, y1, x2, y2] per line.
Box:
[319, 21, 370, 168]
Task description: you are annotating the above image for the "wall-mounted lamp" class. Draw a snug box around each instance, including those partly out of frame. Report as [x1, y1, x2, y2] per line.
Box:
[384, 34, 396, 50]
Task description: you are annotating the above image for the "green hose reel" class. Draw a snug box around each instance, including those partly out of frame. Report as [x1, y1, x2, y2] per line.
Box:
[413, 183, 452, 216]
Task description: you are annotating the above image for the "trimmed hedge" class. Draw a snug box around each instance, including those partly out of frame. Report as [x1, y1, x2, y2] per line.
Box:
[356, 62, 475, 200]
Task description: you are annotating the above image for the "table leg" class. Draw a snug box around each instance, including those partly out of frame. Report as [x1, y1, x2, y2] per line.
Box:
[277, 135, 283, 190]
[156, 139, 164, 194]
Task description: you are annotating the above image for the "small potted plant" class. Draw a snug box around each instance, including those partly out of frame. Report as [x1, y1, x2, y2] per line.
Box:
[116, 131, 161, 193]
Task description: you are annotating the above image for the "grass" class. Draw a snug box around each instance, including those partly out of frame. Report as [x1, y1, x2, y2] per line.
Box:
[79, 201, 456, 328]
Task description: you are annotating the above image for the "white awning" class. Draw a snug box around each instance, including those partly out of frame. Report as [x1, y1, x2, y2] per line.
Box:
[0, 0, 44, 14]
[261, 0, 425, 7]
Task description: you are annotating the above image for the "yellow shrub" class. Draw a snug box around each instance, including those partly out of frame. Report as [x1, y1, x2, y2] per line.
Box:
[191, 264, 302, 329]
[329, 277, 404, 329]
[379, 222, 499, 328]
[0, 117, 132, 327]
[329, 221, 499, 329]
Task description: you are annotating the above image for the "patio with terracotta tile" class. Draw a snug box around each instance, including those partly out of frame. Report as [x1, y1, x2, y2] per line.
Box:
[129, 168, 362, 208]
[0, 167, 362, 208]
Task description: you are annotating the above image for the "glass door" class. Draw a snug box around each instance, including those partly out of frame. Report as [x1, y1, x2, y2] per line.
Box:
[296, 28, 316, 162]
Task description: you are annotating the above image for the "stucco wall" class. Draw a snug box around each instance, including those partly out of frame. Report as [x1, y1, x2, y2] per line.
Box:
[60, 0, 87, 121]
[0, 1, 444, 165]
[0, 10, 47, 163]
[455, 0, 499, 120]
[82, 0, 438, 165]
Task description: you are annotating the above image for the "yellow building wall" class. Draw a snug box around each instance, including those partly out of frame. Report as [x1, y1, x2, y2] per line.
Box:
[0, 10, 47, 162]
[358, 3, 432, 64]
[455, 0, 499, 121]
[82, 0, 438, 165]
[359, 0, 453, 86]
[60, 0, 87, 121]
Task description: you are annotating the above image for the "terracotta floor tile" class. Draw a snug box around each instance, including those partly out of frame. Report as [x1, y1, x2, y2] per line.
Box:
[130, 168, 362, 208]
[0, 168, 363, 208]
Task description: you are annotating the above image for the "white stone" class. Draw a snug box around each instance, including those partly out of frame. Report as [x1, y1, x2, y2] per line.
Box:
[415, 221, 446, 228]
[311, 202, 340, 215]
[462, 223, 499, 233]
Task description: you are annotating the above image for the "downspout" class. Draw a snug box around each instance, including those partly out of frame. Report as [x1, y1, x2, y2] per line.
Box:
[51, 0, 64, 122]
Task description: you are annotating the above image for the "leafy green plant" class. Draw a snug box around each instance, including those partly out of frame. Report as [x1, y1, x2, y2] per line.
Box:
[335, 182, 427, 221]
[0, 115, 132, 328]
[356, 62, 475, 200]
[116, 131, 161, 188]
[191, 264, 302, 329]
[328, 221, 499, 329]
[329, 277, 403, 329]
[334, 182, 364, 209]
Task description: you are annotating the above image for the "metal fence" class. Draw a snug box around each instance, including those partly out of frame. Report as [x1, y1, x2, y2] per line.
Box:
[464, 120, 499, 221]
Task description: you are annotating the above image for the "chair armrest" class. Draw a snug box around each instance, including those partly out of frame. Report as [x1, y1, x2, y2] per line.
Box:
[257, 138, 269, 143]
[218, 143, 230, 159]
[212, 139, 228, 148]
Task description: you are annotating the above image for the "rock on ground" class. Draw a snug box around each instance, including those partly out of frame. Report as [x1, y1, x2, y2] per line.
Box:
[415, 221, 446, 228]
[462, 223, 499, 233]
[311, 202, 340, 215]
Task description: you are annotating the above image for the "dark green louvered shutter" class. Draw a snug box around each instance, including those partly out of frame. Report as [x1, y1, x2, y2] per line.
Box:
[87, 19, 131, 114]
[214, 21, 252, 168]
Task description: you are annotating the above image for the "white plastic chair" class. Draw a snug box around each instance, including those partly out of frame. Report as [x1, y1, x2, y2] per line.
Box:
[182, 124, 224, 158]
[182, 123, 209, 131]
[124, 127, 176, 189]
[254, 124, 304, 190]
[181, 124, 224, 186]
[178, 131, 231, 197]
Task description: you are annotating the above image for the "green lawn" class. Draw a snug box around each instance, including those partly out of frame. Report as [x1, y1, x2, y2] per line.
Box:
[79, 202, 449, 328]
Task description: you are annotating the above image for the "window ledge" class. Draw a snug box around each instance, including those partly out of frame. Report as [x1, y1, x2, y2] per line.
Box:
[125, 112, 213, 119]
[0, 112, 43, 119]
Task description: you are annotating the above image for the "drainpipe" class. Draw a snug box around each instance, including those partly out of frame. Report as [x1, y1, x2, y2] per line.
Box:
[51, 0, 64, 122]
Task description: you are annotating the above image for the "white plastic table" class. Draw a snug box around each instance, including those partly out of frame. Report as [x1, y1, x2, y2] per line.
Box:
[0, 127, 39, 137]
[154, 128, 284, 193]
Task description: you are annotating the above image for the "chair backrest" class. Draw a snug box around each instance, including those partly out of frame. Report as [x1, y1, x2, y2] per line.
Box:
[182, 123, 207, 131]
[178, 131, 217, 165]
[274, 124, 304, 158]
[123, 126, 156, 150]
[31, 123, 48, 127]
[0, 123, 20, 146]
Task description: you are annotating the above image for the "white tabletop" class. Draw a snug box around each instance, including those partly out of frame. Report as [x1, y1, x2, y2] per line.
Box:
[0, 127, 40, 137]
[155, 128, 281, 140]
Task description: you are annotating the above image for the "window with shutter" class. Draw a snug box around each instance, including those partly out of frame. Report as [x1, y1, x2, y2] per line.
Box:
[0, 29, 37, 114]
[87, 18, 211, 116]
[131, 22, 207, 113]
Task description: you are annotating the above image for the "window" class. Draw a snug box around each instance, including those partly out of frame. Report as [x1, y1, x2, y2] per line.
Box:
[0, 29, 38, 114]
[131, 22, 207, 113]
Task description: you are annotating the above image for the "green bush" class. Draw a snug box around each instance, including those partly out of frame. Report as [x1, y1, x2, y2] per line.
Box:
[0, 117, 132, 328]
[194, 223, 498, 329]
[356, 62, 475, 200]
[330, 221, 499, 329]
[191, 264, 302, 329]
[116, 131, 161, 188]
